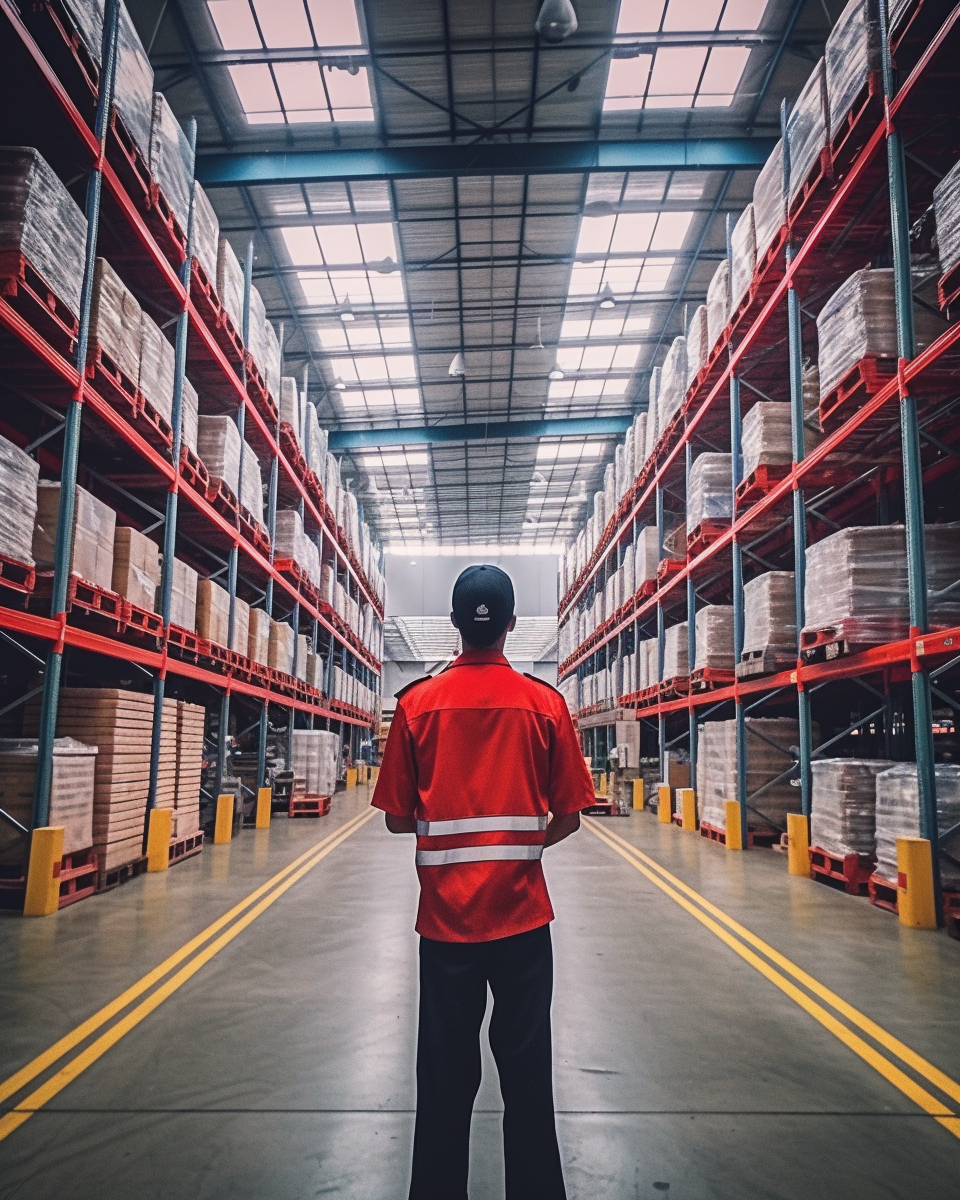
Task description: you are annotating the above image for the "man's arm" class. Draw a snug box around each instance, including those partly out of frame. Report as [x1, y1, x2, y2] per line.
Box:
[371, 706, 419, 826]
[385, 812, 417, 834]
[544, 811, 579, 847]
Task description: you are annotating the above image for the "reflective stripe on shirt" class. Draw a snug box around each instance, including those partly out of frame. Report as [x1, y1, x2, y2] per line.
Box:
[416, 844, 545, 867]
[416, 815, 549, 837]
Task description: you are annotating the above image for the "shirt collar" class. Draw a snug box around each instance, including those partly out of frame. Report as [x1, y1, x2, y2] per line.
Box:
[454, 648, 510, 667]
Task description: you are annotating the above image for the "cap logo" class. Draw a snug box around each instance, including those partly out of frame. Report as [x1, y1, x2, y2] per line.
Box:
[476, 604, 489, 617]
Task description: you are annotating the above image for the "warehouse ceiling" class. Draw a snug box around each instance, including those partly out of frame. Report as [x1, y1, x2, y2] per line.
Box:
[144, 0, 832, 551]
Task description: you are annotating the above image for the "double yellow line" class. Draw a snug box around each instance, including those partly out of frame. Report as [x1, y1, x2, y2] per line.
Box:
[0, 807, 374, 1142]
[584, 817, 960, 1139]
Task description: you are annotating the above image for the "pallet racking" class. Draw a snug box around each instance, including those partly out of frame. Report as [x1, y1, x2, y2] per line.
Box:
[558, 2, 960, 915]
[0, 0, 383, 875]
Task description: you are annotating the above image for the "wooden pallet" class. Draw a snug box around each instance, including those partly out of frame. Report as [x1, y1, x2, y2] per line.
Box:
[868, 873, 899, 913]
[0, 552, 36, 596]
[658, 676, 690, 701]
[690, 666, 736, 692]
[787, 146, 833, 226]
[800, 623, 900, 663]
[828, 72, 883, 179]
[736, 463, 792, 509]
[687, 520, 729, 559]
[810, 846, 874, 896]
[0, 249, 80, 359]
[938, 259, 960, 312]
[656, 557, 685, 584]
[87, 344, 140, 420]
[289, 793, 331, 818]
[700, 820, 780, 849]
[138, 396, 174, 454]
[736, 646, 797, 679]
[124, 601, 164, 641]
[167, 622, 200, 659]
[818, 357, 897, 433]
[944, 891, 960, 941]
[96, 854, 148, 893]
[169, 830, 204, 866]
[180, 444, 210, 492]
[0, 846, 99, 912]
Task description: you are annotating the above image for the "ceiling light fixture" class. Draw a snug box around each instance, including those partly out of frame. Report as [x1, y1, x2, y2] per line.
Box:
[598, 282, 616, 309]
[535, 0, 578, 42]
[531, 471, 547, 485]
[339, 295, 355, 322]
[529, 317, 546, 351]
[448, 351, 466, 377]
[375, 256, 398, 274]
[333, 376, 347, 390]
[548, 365, 564, 381]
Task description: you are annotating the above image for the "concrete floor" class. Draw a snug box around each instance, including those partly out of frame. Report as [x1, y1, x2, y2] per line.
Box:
[2, 786, 960, 1199]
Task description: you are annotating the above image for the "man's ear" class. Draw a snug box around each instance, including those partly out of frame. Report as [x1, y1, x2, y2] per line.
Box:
[508, 614, 518, 632]
[450, 611, 458, 630]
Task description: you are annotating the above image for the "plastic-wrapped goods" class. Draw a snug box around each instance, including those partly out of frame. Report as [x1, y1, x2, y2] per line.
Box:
[0, 433, 39, 565]
[247, 607, 270, 665]
[753, 139, 786, 261]
[0, 147, 88, 319]
[817, 269, 947, 399]
[803, 524, 960, 641]
[687, 453, 732, 532]
[279, 377, 300, 440]
[657, 336, 687, 431]
[291, 730, 339, 796]
[262, 321, 281, 402]
[192, 182, 219, 286]
[615, 444, 625, 501]
[644, 370, 660, 463]
[230, 595, 250, 656]
[696, 717, 799, 832]
[742, 571, 796, 655]
[247, 285, 268, 368]
[0, 738, 96, 865]
[633, 413, 647, 478]
[706, 259, 730, 350]
[295, 633, 310, 681]
[240, 441, 264, 525]
[33, 482, 115, 590]
[621, 546, 635, 601]
[90, 258, 142, 382]
[115, 3, 155, 161]
[593, 490, 605, 535]
[269, 619, 295, 675]
[685, 305, 709, 390]
[663, 517, 687, 559]
[787, 59, 829, 206]
[149, 92, 193, 233]
[663, 623, 689, 680]
[180, 376, 199, 456]
[634, 525, 659, 589]
[934, 160, 960, 280]
[642, 636, 659, 689]
[138, 313, 175, 422]
[729, 204, 757, 315]
[320, 562, 336, 606]
[810, 758, 895, 857]
[889, 0, 913, 33]
[216, 237, 245, 334]
[741, 403, 793, 479]
[875, 764, 960, 888]
[695, 605, 735, 671]
[167, 557, 198, 631]
[623, 428, 635, 494]
[60, 0, 103, 62]
[304, 406, 326, 480]
[196, 578, 230, 646]
[825, 0, 880, 141]
[198, 415, 241, 497]
[112, 526, 160, 611]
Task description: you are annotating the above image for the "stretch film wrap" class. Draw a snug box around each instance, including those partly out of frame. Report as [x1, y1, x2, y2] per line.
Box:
[875, 764, 960, 888]
[810, 758, 896, 858]
[197, 415, 241, 498]
[729, 203, 757, 315]
[685, 305, 709, 390]
[33, 482, 115, 590]
[694, 605, 735, 672]
[696, 717, 800, 832]
[0, 147, 88, 319]
[741, 403, 794, 479]
[663, 623, 689, 680]
[114, 3, 155, 161]
[149, 92, 194, 233]
[180, 377, 199, 456]
[825, 0, 880, 140]
[240, 441, 264, 527]
[280, 377, 300, 442]
[138, 313, 175, 422]
[706, 259, 730, 350]
[787, 58, 829, 206]
[192, 182, 219, 286]
[635, 526, 659, 588]
[0, 433, 39, 566]
[933, 159, 960, 280]
[90, 257, 142, 382]
[753, 139, 786, 261]
[687, 453, 732, 532]
[60, 0, 103, 62]
[261, 321, 281, 402]
[216, 237, 245, 336]
[657, 336, 687, 431]
[742, 571, 796, 655]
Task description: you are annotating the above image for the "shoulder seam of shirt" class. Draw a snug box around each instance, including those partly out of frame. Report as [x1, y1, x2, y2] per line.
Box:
[403, 703, 559, 721]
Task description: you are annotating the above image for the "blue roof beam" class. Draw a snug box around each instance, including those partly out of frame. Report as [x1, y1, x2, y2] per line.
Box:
[329, 416, 632, 450]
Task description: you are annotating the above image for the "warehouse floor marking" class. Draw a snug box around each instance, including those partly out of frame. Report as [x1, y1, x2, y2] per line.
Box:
[584, 818, 960, 1141]
[0, 807, 374, 1142]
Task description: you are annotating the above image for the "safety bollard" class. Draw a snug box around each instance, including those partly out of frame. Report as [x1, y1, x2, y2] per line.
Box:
[724, 800, 743, 851]
[214, 794, 234, 845]
[632, 778, 645, 810]
[657, 783, 672, 824]
[787, 813, 811, 877]
[679, 788, 697, 831]
[897, 837, 937, 929]
[23, 826, 64, 916]
[255, 787, 271, 830]
[146, 808, 172, 872]
[346, 767, 358, 789]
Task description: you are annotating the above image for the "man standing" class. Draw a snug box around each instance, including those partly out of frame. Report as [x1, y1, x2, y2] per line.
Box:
[372, 564, 595, 1200]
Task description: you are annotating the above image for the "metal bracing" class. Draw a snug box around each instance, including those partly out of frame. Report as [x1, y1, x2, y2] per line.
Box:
[329, 416, 631, 449]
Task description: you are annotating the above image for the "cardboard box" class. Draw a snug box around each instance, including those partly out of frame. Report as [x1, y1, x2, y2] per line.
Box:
[230, 595, 250, 656]
[197, 577, 230, 647]
[112, 526, 160, 611]
[167, 556, 198, 631]
[33, 482, 115, 591]
[268, 619, 294, 675]
[248, 608, 270, 665]
[0, 737, 97, 865]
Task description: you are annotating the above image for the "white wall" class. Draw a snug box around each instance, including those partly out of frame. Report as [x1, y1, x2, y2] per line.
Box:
[385, 554, 559, 618]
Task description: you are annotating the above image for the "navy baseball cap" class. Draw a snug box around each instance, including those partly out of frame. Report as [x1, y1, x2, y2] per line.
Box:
[451, 565, 515, 647]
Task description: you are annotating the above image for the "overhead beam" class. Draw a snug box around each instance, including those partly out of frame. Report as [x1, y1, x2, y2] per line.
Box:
[196, 138, 776, 188]
[329, 416, 631, 450]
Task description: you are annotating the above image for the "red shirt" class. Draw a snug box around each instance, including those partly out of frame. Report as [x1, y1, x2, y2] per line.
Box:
[372, 649, 595, 942]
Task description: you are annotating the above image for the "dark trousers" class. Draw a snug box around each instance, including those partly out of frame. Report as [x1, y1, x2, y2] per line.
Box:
[408, 923, 566, 1200]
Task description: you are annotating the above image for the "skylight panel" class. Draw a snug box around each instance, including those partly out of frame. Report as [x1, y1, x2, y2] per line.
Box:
[228, 65, 282, 122]
[317, 325, 349, 351]
[368, 273, 406, 303]
[696, 47, 751, 107]
[208, 0, 259, 48]
[324, 66, 375, 121]
[548, 379, 576, 399]
[306, 0, 362, 45]
[316, 224, 363, 264]
[603, 56, 653, 111]
[720, 0, 768, 28]
[610, 212, 657, 254]
[274, 63, 329, 122]
[663, 0, 724, 31]
[387, 355, 417, 380]
[355, 355, 390, 383]
[579, 346, 617, 371]
[251, 0, 313, 47]
[615, 0, 664, 33]
[646, 46, 708, 108]
[281, 226, 324, 264]
[361, 452, 429, 468]
[300, 273, 336, 305]
[560, 318, 593, 340]
[575, 215, 615, 257]
[536, 442, 605, 462]
[650, 211, 694, 250]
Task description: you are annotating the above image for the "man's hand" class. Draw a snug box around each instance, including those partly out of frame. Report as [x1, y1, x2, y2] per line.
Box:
[385, 812, 417, 834]
[543, 811, 580, 847]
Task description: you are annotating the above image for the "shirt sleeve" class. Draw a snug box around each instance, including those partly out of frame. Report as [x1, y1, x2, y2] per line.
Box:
[547, 700, 596, 816]
[371, 703, 419, 818]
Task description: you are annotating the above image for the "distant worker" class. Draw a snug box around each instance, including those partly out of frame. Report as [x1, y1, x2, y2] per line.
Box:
[373, 564, 594, 1200]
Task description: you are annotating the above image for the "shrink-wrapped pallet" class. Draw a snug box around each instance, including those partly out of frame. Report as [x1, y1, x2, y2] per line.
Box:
[261, 321, 281, 401]
[247, 607, 270, 665]
[663, 623, 689, 680]
[197, 578, 230, 647]
[825, 0, 880, 140]
[742, 571, 796, 655]
[247, 285, 267, 369]
[657, 336, 687, 431]
[622, 545, 635, 600]
[279, 376, 300, 441]
[730, 204, 757, 315]
[696, 717, 799, 832]
[0, 434, 39, 566]
[192, 182, 219, 287]
[269, 619, 295, 675]
[275, 509, 309, 566]
[305, 405, 327, 481]
[623, 427, 635, 494]
[615, 444, 626, 501]
[706, 259, 730, 350]
[60, 0, 103, 63]
[633, 413, 647, 479]
[167, 556, 198, 631]
[198, 415, 241, 497]
[320, 562, 336, 606]
[240, 441, 264, 526]
[0, 737, 97, 865]
[292, 729, 340, 796]
[0, 146, 88, 319]
[112, 526, 160, 611]
[149, 92, 193, 233]
[934, 159, 960, 280]
[114, 4, 155, 160]
[810, 758, 895, 857]
[33, 482, 115, 590]
[803, 524, 960, 641]
[817, 269, 946, 399]
[875, 764, 960, 888]
[295, 633, 310, 681]
[180, 376, 199, 456]
[742, 403, 792, 479]
[787, 58, 829, 206]
[685, 305, 709, 390]
[216, 236, 244, 334]
[230, 595, 250, 656]
[687, 453, 732, 532]
[138, 313, 175, 422]
[753, 139, 786, 261]
[173, 701, 204, 838]
[90, 257, 142, 382]
[635, 525, 659, 588]
[695, 605, 735, 672]
[663, 517, 687, 559]
[644, 370, 660, 463]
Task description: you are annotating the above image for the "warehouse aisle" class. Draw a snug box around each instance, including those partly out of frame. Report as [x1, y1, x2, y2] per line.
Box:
[2, 792, 960, 1199]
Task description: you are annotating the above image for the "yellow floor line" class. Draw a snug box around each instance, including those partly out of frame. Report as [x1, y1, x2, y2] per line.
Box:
[584, 818, 960, 1142]
[0, 807, 374, 1121]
